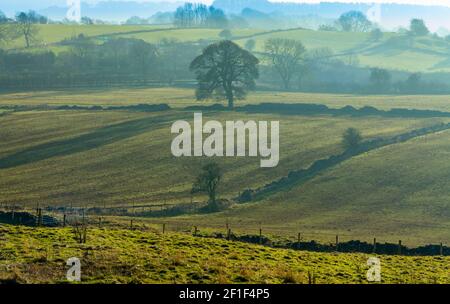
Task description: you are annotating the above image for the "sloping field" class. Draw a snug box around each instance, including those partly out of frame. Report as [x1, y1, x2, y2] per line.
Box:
[0, 109, 443, 207]
[171, 128, 450, 245]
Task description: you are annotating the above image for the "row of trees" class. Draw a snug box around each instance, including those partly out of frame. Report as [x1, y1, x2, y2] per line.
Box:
[173, 3, 228, 28]
[0, 36, 204, 88]
[321, 10, 431, 37]
[1, 35, 447, 93]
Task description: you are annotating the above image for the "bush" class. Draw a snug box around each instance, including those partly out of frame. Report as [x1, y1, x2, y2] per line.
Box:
[342, 128, 362, 150]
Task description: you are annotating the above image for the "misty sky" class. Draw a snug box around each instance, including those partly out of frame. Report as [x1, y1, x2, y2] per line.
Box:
[3, 0, 450, 6]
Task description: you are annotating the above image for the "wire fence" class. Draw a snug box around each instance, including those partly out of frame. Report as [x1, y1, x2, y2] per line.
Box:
[1, 203, 450, 256]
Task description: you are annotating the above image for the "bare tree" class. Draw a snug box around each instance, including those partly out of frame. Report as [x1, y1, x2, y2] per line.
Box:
[337, 11, 372, 32]
[15, 12, 40, 48]
[265, 38, 306, 90]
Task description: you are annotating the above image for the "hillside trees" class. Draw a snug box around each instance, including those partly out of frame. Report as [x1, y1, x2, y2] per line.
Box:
[174, 3, 228, 28]
[337, 11, 372, 32]
[190, 40, 259, 108]
[265, 38, 306, 90]
[409, 19, 429, 36]
[14, 11, 42, 48]
[0, 10, 8, 23]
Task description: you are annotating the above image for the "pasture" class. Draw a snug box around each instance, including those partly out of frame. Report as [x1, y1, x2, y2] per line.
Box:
[1, 88, 450, 111]
[1, 224, 450, 284]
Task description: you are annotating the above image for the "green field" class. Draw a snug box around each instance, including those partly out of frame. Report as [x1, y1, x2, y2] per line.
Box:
[2, 22, 450, 284]
[163, 128, 450, 246]
[3, 24, 450, 72]
[1, 224, 449, 284]
[2, 88, 450, 112]
[0, 108, 445, 211]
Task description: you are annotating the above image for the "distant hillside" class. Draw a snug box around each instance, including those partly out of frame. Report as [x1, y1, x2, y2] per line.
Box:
[39, 1, 183, 22]
[212, 0, 450, 32]
[1, 0, 449, 31]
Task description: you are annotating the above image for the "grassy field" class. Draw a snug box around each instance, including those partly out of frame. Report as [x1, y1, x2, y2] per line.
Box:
[2, 88, 450, 112]
[3, 24, 450, 72]
[1, 224, 449, 284]
[2, 22, 450, 285]
[157, 128, 450, 246]
[0, 108, 444, 209]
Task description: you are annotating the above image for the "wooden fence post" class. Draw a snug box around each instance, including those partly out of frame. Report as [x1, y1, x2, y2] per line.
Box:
[98, 217, 102, 228]
[336, 235, 339, 252]
[398, 240, 402, 255]
[63, 214, 66, 227]
[227, 228, 231, 240]
[37, 208, 42, 227]
[373, 238, 377, 253]
[162, 223, 166, 234]
[193, 226, 198, 236]
[259, 228, 262, 244]
[440, 242, 443, 256]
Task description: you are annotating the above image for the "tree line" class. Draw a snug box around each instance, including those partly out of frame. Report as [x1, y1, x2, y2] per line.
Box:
[173, 3, 228, 28]
[0, 35, 204, 88]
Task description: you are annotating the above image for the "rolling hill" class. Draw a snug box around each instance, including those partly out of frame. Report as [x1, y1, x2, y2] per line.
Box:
[3, 24, 450, 73]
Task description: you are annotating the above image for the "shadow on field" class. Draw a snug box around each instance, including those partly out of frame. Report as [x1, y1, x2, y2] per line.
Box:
[0, 113, 181, 169]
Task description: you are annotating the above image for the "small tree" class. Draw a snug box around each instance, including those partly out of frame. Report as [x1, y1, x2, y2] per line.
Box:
[192, 163, 222, 210]
[370, 28, 383, 41]
[369, 68, 391, 92]
[342, 128, 362, 151]
[190, 40, 259, 108]
[337, 11, 372, 32]
[409, 19, 429, 36]
[81, 16, 94, 25]
[14, 11, 40, 48]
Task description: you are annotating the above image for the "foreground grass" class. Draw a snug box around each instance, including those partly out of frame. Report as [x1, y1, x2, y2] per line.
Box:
[1, 224, 449, 284]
